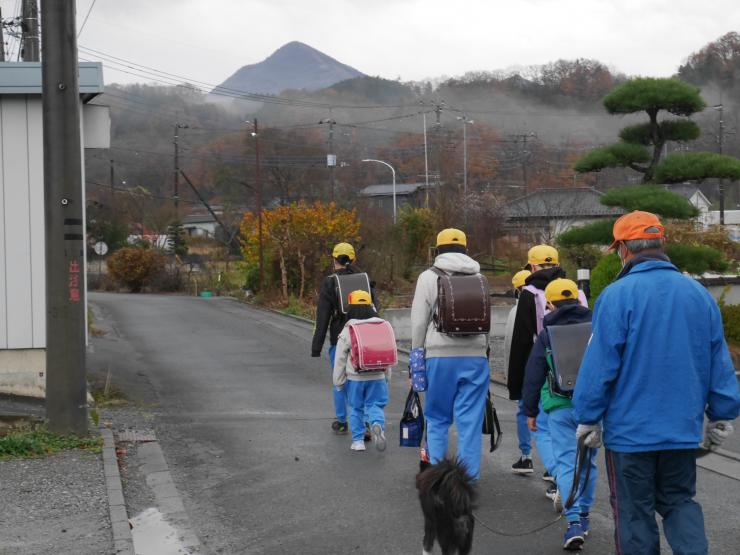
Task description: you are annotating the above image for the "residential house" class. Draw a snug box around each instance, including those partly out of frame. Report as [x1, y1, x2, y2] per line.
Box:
[183, 212, 218, 238]
[357, 183, 434, 216]
[664, 184, 712, 225]
[502, 187, 624, 243]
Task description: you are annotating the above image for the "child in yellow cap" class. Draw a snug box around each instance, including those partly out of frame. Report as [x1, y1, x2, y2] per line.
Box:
[521, 278, 597, 550]
[333, 290, 396, 451]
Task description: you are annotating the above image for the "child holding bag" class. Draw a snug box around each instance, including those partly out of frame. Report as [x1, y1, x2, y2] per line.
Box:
[333, 290, 396, 452]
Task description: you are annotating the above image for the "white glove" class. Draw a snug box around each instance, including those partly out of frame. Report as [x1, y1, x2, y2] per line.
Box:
[703, 421, 734, 450]
[576, 423, 602, 449]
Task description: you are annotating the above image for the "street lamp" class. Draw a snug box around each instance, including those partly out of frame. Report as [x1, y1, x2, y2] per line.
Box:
[362, 159, 397, 224]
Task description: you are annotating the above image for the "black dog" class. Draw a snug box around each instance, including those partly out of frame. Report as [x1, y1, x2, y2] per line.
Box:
[416, 458, 476, 555]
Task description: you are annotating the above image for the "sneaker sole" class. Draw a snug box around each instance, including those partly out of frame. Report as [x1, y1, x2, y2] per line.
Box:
[512, 468, 534, 475]
[371, 425, 387, 451]
[563, 536, 584, 550]
[554, 496, 563, 513]
[543, 475, 556, 483]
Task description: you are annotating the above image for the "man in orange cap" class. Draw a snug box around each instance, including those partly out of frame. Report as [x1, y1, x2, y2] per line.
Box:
[573, 211, 740, 554]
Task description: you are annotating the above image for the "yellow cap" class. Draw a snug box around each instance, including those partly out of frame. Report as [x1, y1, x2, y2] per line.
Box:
[348, 290, 372, 305]
[436, 228, 467, 247]
[512, 270, 531, 289]
[528, 244, 559, 265]
[545, 279, 579, 303]
[332, 242, 355, 261]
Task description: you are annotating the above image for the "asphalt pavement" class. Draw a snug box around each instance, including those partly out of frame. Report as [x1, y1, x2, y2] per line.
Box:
[88, 292, 740, 555]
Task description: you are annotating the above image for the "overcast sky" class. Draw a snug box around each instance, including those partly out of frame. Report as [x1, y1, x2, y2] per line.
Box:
[2, 0, 737, 88]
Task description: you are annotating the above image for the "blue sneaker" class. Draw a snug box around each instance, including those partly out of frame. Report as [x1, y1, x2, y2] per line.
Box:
[563, 522, 585, 551]
[579, 513, 590, 536]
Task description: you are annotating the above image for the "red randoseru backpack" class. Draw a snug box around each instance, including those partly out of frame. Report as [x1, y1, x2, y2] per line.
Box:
[348, 320, 398, 372]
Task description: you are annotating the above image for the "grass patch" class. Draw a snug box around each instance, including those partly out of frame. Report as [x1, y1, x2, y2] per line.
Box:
[91, 385, 127, 408]
[0, 425, 103, 460]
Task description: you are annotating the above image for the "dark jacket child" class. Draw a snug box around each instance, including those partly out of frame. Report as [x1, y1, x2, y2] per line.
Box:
[522, 278, 597, 551]
[311, 242, 378, 434]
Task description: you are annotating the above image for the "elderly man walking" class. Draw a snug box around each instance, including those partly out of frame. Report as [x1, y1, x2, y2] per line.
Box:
[573, 211, 740, 555]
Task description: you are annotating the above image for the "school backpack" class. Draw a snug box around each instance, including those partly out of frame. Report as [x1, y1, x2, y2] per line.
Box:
[545, 321, 592, 397]
[348, 320, 398, 372]
[333, 272, 372, 315]
[431, 267, 491, 335]
[523, 283, 589, 336]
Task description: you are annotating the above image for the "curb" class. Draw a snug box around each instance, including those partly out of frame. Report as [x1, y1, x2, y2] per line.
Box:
[101, 428, 134, 555]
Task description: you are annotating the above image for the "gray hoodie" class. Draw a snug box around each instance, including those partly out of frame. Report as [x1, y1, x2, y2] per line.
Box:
[410, 253, 489, 358]
[333, 317, 394, 388]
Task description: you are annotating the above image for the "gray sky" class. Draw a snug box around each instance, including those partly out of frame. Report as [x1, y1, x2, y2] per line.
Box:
[2, 1, 737, 88]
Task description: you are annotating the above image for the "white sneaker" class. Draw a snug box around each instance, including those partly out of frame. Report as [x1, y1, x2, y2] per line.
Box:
[371, 424, 387, 452]
[351, 440, 366, 451]
[553, 489, 563, 513]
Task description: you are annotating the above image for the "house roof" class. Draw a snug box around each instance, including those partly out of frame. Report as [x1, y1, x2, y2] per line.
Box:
[183, 213, 217, 225]
[664, 183, 711, 206]
[503, 187, 624, 219]
[0, 62, 105, 102]
[358, 183, 430, 197]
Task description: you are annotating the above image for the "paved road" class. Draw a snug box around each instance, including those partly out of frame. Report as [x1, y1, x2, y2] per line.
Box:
[88, 293, 740, 555]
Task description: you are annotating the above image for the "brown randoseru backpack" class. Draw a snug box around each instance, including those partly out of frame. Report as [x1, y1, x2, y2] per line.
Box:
[431, 267, 491, 335]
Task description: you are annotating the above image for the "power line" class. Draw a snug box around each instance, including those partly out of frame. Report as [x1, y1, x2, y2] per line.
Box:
[77, 0, 96, 38]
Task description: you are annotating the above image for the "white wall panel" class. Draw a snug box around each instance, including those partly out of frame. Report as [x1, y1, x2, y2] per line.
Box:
[0, 99, 6, 349]
[1, 97, 33, 348]
[27, 99, 45, 348]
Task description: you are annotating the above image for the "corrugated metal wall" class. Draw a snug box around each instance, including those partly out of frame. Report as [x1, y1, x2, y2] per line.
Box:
[0, 96, 46, 349]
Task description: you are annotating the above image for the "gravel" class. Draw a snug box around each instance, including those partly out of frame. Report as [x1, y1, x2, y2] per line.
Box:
[0, 449, 112, 554]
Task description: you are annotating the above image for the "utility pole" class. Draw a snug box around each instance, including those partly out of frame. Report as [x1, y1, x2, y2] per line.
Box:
[252, 118, 264, 289]
[41, 0, 88, 435]
[0, 8, 5, 62]
[173, 123, 189, 221]
[320, 118, 337, 201]
[517, 132, 537, 190]
[719, 103, 725, 226]
[423, 112, 430, 208]
[457, 116, 474, 197]
[21, 0, 39, 61]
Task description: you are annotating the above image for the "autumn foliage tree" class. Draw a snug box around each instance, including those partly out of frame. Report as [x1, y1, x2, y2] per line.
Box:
[240, 201, 361, 300]
[107, 247, 166, 293]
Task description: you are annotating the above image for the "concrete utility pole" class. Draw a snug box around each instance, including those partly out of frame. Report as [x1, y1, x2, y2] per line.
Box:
[457, 115, 474, 224]
[173, 123, 189, 221]
[320, 118, 337, 201]
[252, 118, 264, 289]
[716, 103, 726, 225]
[21, 0, 39, 62]
[422, 112, 430, 208]
[0, 8, 5, 62]
[41, 0, 88, 435]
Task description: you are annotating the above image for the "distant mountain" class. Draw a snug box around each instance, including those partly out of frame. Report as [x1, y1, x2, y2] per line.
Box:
[213, 41, 365, 96]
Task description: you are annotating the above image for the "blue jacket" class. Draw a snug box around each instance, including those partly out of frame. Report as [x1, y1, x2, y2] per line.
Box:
[523, 304, 592, 418]
[573, 259, 740, 452]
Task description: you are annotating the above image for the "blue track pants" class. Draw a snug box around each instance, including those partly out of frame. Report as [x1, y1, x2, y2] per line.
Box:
[533, 401, 555, 474]
[605, 449, 707, 555]
[516, 399, 532, 456]
[425, 356, 490, 480]
[346, 379, 388, 442]
[548, 407, 598, 522]
[328, 345, 347, 423]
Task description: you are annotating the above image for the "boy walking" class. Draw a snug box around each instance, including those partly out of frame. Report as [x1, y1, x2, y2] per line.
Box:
[523, 279, 597, 551]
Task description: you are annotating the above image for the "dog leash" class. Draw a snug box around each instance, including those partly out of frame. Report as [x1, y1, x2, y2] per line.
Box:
[473, 512, 563, 537]
[564, 435, 593, 510]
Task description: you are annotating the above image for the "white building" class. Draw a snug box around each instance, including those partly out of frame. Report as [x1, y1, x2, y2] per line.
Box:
[0, 62, 109, 397]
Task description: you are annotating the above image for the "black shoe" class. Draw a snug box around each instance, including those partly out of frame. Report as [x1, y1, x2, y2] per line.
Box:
[331, 420, 348, 434]
[363, 422, 372, 442]
[512, 456, 534, 474]
[543, 470, 556, 483]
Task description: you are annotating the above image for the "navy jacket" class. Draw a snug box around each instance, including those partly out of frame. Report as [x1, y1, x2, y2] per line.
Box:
[523, 303, 592, 418]
[573, 258, 740, 452]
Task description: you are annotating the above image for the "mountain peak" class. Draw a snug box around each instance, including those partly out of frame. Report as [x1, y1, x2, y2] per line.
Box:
[214, 42, 365, 96]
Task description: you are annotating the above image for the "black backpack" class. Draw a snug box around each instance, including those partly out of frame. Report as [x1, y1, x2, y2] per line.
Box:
[545, 321, 592, 397]
[333, 272, 371, 315]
